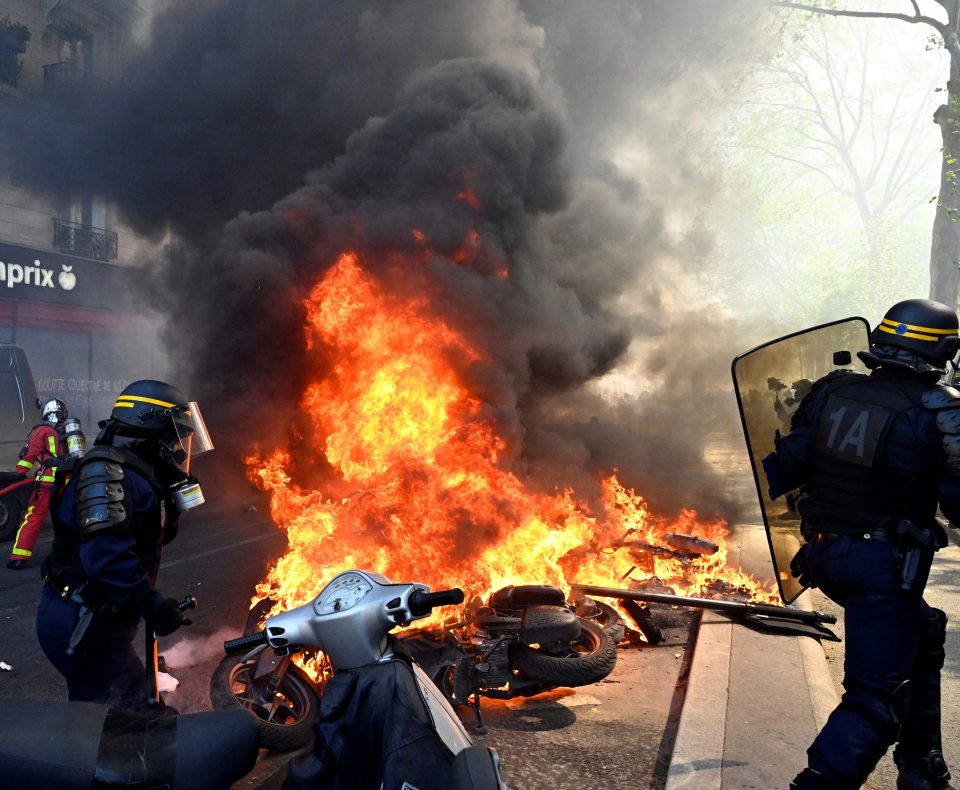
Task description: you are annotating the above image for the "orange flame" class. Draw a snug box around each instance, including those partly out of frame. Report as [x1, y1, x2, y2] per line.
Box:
[248, 250, 776, 615]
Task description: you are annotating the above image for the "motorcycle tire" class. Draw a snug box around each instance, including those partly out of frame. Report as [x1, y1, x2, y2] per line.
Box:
[210, 653, 319, 752]
[592, 600, 626, 645]
[508, 617, 618, 688]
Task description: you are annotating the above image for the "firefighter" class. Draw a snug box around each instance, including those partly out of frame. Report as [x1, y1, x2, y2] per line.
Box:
[35, 380, 213, 711]
[763, 299, 960, 790]
[7, 399, 69, 570]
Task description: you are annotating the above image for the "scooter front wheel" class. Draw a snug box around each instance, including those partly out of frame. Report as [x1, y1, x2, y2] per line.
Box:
[210, 653, 320, 752]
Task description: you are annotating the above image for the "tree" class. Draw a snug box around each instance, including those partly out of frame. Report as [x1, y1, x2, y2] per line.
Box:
[708, 13, 938, 322]
[0, 15, 31, 87]
[775, 1, 960, 309]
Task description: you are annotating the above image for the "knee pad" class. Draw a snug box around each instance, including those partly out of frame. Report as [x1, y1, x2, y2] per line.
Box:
[844, 679, 911, 743]
[915, 608, 947, 672]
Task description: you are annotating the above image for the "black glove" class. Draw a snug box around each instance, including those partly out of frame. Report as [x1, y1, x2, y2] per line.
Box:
[789, 544, 815, 589]
[149, 597, 187, 636]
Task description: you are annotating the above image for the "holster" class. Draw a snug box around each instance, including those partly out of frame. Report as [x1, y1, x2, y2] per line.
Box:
[46, 577, 115, 659]
[894, 520, 937, 595]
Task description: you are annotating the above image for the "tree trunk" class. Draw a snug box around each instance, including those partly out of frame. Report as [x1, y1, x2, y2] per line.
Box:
[930, 65, 960, 309]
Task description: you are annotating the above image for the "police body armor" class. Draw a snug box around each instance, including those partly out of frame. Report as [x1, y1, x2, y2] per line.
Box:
[44, 447, 168, 593]
[799, 371, 936, 535]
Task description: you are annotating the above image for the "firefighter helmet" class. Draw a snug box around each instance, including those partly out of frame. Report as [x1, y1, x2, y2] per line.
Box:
[41, 398, 67, 425]
[870, 299, 959, 364]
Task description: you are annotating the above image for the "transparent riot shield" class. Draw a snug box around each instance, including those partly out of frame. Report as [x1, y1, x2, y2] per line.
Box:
[732, 317, 871, 603]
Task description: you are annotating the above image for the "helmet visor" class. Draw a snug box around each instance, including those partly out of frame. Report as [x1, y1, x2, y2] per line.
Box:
[170, 401, 214, 474]
[180, 401, 214, 456]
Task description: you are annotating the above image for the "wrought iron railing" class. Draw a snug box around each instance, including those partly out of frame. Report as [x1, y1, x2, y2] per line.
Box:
[52, 218, 118, 261]
[42, 62, 107, 92]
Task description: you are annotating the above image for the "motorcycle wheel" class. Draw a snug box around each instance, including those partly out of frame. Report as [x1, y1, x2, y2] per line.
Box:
[209, 654, 319, 752]
[590, 600, 626, 645]
[508, 617, 617, 687]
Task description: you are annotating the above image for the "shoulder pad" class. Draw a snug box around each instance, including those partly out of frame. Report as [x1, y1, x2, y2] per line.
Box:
[76, 456, 128, 539]
[82, 446, 128, 463]
[922, 384, 960, 410]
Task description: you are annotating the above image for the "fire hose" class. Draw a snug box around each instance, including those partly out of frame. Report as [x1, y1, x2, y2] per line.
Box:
[0, 478, 35, 498]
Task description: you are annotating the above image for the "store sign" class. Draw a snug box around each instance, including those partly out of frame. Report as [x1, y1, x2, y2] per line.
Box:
[0, 259, 76, 291]
[0, 241, 134, 310]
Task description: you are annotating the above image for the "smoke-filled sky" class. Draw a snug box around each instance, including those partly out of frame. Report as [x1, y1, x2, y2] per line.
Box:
[4, 0, 913, 520]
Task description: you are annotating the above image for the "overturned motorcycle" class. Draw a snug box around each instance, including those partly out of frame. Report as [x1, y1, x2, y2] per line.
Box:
[211, 577, 623, 752]
[402, 584, 624, 728]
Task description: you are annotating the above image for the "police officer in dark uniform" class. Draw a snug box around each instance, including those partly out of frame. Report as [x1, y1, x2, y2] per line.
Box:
[36, 380, 213, 712]
[763, 299, 960, 790]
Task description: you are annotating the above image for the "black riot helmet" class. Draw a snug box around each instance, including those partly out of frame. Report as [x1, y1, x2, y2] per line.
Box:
[97, 380, 214, 478]
[859, 299, 960, 378]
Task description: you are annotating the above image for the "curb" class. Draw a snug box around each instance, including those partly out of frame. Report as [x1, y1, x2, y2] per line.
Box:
[664, 610, 731, 790]
[664, 608, 839, 789]
[664, 523, 840, 789]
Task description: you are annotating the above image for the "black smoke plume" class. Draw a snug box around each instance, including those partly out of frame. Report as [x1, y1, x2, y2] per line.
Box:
[0, 0, 775, 519]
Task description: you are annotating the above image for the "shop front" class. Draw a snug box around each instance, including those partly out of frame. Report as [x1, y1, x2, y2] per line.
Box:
[0, 241, 167, 431]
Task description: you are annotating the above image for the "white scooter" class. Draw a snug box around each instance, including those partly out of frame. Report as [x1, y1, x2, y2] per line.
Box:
[220, 569, 506, 790]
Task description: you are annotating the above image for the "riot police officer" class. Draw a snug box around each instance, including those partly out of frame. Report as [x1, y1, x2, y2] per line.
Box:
[764, 299, 960, 790]
[36, 380, 213, 711]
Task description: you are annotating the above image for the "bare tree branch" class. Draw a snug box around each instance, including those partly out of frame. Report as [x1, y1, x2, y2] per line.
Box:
[772, 1, 947, 34]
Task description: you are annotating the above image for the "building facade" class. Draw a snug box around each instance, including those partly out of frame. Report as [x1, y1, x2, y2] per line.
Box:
[0, 0, 167, 432]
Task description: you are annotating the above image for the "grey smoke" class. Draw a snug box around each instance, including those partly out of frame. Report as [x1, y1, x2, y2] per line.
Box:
[0, 0, 776, 520]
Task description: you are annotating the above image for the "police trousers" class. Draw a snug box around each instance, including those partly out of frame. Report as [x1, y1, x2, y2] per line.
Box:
[36, 585, 150, 711]
[803, 535, 946, 787]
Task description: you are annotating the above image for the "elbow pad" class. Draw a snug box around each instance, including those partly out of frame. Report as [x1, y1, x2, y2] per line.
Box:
[923, 384, 960, 476]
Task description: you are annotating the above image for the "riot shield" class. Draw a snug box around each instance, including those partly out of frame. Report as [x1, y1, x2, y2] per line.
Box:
[732, 317, 871, 604]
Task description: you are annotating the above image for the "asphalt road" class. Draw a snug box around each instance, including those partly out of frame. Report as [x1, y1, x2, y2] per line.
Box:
[0, 493, 697, 790]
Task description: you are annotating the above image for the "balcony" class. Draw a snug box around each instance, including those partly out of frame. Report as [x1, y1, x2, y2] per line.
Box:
[42, 61, 107, 93]
[52, 219, 118, 261]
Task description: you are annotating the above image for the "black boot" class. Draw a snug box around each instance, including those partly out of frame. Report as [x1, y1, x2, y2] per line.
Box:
[897, 751, 956, 790]
[789, 768, 832, 789]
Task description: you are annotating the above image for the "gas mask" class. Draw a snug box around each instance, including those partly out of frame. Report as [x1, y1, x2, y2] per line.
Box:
[160, 401, 215, 514]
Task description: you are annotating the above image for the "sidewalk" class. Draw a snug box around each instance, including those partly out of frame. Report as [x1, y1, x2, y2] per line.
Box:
[665, 523, 839, 789]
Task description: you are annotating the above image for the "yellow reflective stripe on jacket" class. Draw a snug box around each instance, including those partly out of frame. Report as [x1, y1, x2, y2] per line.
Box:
[47, 435, 57, 455]
[16, 459, 33, 470]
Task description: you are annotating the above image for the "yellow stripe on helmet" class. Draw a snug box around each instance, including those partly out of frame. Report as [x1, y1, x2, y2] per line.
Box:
[113, 394, 177, 409]
[877, 324, 940, 342]
[880, 318, 957, 337]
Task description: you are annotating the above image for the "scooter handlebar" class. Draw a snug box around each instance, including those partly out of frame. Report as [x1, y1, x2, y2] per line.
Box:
[223, 630, 268, 654]
[408, 588, 465, 616]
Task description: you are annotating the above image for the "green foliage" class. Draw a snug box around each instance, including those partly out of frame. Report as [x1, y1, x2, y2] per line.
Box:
[0, 15, 31, 45]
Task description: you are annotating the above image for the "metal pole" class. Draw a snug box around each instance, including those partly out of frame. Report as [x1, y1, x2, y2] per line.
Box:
[570, 584, 836, 624]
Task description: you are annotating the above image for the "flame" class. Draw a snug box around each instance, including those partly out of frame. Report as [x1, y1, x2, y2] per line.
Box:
[248, 250, 776, 618]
